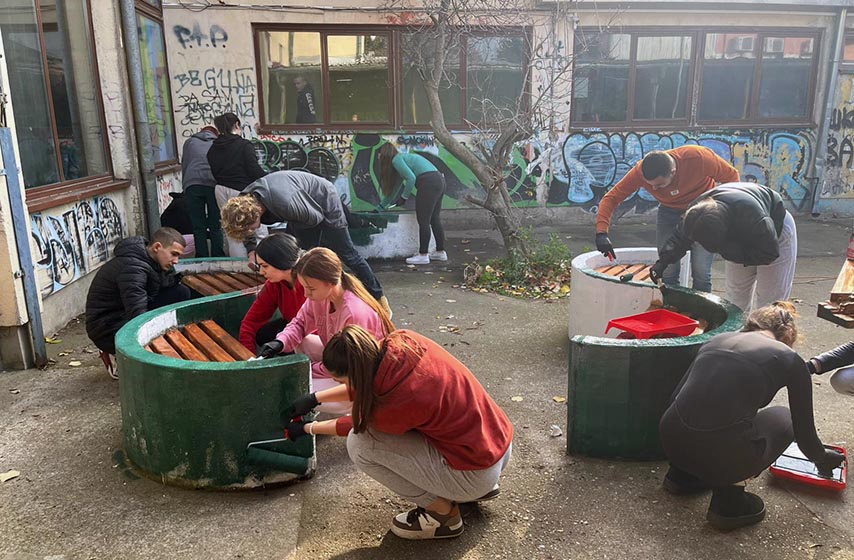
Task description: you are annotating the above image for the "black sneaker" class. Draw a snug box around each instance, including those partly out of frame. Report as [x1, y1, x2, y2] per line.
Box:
[391, 505, 464, 540]
[663, 466, 710, 495]
[706, 486, 766, 531]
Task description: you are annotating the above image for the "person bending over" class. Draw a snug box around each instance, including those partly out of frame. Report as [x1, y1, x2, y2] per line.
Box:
[659, 301, 845, 531]
[220, 170, 388, 314]
[282, 325, 514, 540]
[85, 228, 191, 378]
[267, 248, 393, 415]
[238, 233, 306, 353]
[651, 182, 795, 312]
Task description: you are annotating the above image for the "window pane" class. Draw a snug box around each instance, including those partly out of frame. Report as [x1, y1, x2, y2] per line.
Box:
[572, 33, 630, 122]
[0, 0, 60, 187]
[402, 33, 462, 125]
[699, 33, 757, 121]
[260, 31, 323, 125]
[43, 0, 109, 179]
[845, 34, 854, 63]
[757, 37, 814, 119]
[466, 36, 524, 122]
[327, 34, 389, 123]
[633, 36, 692, 120]
[137, 14, 177, 162]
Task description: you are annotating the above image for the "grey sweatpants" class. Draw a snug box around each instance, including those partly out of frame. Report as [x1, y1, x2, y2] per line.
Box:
[346, 429, 512, 508]
[831, 366, 854, 396]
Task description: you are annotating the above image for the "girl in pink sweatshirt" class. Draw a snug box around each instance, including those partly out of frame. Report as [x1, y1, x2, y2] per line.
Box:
[276, 247, 394, 414]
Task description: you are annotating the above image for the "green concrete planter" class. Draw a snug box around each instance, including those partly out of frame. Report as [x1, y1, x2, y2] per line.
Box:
[116, 291, 315, 489]
[567, 287, 743, 460]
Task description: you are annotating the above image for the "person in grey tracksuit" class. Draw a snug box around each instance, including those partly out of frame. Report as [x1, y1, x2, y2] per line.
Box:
[181, 126, 224, 257]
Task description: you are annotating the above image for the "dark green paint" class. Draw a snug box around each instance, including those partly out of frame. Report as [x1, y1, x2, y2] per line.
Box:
[567, 287, 743, 460]
[116, 291, 314, 489]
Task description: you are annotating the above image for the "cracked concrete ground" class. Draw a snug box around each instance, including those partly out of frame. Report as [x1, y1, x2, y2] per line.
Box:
[1, 217, 853, 560]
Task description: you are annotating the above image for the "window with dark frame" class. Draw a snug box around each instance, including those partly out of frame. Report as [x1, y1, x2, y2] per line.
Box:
[843, 33, 854, 64]
[254, 26, 527, 130]
[572, 28, 820, 128]
[0, 0, 110, 190]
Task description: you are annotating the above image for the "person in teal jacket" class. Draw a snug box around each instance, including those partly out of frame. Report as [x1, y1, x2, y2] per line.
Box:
[378, 144, 447, 265]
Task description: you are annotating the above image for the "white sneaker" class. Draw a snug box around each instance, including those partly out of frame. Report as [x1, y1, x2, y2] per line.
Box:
[428, 250, 448, 261]
[406, 254, 430, 265]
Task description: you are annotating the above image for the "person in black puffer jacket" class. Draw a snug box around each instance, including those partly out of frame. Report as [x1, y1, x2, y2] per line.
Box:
[85, 228, 191, 377]
[650, 183, 796, 312]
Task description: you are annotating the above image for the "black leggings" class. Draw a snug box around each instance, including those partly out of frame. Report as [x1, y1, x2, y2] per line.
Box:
[415, 172, 446, 254]
[659, 404, 793, 486]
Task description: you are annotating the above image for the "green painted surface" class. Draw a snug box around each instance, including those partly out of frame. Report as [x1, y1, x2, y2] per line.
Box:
[116, 291, 314, 488]
[567, 287, 743, 460]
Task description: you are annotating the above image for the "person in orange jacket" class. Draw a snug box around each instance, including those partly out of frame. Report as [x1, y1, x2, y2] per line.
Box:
[595, 145, 739, 292]
[282, 325, 513, 540]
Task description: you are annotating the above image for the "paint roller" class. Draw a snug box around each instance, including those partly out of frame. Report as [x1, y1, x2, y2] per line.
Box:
[245, 415, 315, 475]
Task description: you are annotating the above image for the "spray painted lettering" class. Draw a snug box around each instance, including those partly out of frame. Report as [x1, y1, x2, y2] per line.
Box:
[173, 23, 228, 49]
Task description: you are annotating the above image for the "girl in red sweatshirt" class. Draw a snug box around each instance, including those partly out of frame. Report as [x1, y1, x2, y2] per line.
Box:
[283, 325, 514, 540]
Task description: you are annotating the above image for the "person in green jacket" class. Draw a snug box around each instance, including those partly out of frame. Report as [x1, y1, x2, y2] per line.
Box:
[378, 144, 447, 265]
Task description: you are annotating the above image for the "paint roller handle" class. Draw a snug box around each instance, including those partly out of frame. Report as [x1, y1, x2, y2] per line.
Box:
[649, 260, 667, 285]
[258, 340, 285, 359]
[595, 233, 616, 261]
[284, 417, 309, 441]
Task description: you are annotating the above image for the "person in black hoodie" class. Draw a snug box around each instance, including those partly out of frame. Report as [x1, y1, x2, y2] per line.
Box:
[650, 182, 796, 312]
[207, 113, 267, 257]
[85, 228, 190, 378]
[182, 125, 223, 257]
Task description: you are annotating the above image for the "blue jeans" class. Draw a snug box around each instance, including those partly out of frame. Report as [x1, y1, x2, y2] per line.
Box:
[656, 205, 714, 292]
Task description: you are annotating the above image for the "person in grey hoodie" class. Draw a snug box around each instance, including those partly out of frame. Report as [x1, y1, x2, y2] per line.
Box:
[182, 125, 224, 257]
[220, 170, 387, 312]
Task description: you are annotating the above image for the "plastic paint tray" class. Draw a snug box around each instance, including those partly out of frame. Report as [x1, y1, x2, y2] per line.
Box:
[605, 309, 699, 339]
[769, 442, 847, 491]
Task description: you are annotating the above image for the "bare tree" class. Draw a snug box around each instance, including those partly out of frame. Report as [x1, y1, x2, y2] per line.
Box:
[385, 0, 581, 254]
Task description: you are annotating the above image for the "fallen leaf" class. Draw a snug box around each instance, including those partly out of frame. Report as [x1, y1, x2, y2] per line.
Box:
[0, 470, 20, 483]
[445, 299, 457, 303]
[553, 396, 567, 403]
[511, 396, 524, 402]
[9, 389, 20, 395]
[69, 361, 82, 367]
[58, 352, 69, 357]
[45, 337, 62, 344]
[549, 425, 563, 437]
[461, 239, 471, 245]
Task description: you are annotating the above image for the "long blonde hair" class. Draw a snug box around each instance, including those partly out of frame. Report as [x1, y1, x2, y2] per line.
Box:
[743, 300, 799, 347]
[323, 325, 384, 433]
[293, 247, 394, 335]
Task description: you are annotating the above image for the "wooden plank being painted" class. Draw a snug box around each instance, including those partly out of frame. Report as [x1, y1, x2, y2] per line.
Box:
[198, 320, 255, 361]
[195, 273, 236, 294]
[183, 323, 236, 362]
[214, 273, 250, 292]
[182, 275, 220, 296]
[830, 259, 854, 302]
[164, 329, 209, 361]
[149, 336, 183, 359]
[233, 273, 265, 289]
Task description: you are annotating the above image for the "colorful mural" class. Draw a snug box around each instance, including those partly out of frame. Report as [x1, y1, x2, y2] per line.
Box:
[253, 129, 815, 216]
[31, 196, 126, 297]
[823, 74, 854, 199]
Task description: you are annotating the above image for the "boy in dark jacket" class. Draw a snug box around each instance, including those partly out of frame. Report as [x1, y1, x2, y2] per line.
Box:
[219, 170, 388, 314]
[85, 228, 191, 378]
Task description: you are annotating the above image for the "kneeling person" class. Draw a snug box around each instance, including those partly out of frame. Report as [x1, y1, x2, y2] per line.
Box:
[85, 227, 191, 377]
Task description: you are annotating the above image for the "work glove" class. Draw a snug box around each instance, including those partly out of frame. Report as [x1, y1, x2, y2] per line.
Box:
[284, 419, 310, 441]
[807, 341, 854, 374]
[815, 449, 846, 476]
[282, 392, 318, 422]
[258, 340, 285, 359]
[649, 260, 667, 285]
[595, 233, 616, 260]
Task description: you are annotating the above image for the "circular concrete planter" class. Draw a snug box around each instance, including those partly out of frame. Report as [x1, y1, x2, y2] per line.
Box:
[567, 249, 743, 460]
[116, 291, 315, 489]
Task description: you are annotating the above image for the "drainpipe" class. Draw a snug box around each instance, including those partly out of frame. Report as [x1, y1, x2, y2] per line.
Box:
[811, 7, 847, 216]
[119, 0, 161, 236]
[0, 128, 47, 368]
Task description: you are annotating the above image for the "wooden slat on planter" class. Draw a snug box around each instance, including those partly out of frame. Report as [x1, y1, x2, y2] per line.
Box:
[183, 323, 236, 362]
[198, 319, 255, 361]
[182, 274, 220, 296]
[149, 335, 183, 359]
[164, 329, 209, 361]
[214, 273, 250, 292]
[233, 273, 265, 288]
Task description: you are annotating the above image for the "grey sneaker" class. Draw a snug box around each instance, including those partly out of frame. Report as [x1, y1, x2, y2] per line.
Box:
[391, 505, 463, 540]
[428, 250, 448, 261]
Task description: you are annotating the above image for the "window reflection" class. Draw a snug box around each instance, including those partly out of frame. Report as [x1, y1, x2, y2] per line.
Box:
[402, 33, 461, 125]
[137, 14, 177, 162]
[328, 34, 389, 123]
[699, 33, 757, 121]
[634, 36, 692, 120]
[261, 31, 323, 125]
[466, 36, 524, 122]
[758, 37, 814, 118]
[573, 33, 630, 122]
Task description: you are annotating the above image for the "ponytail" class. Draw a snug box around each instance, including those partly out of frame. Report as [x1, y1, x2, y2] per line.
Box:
[323, 325, 384, 433]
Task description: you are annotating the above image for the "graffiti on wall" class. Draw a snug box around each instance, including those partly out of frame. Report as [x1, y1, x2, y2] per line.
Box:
[823, 74, 854, 198]
[173, 22, 229, 49]
[31, 197, 126, 297]
[173, 66, 256, 138]
[253, 129, 815, 215]
[157, 172, 182, 215]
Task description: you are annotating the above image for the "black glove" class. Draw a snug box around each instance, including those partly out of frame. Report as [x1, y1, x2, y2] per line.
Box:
[258, 340, 284, 359]
[649, 260, 667, 285]
[595, 233, 616, 260]
[808, 341, 854, 374]
[282, 392, 318, 422]
[815, 449, 845, 476]
[285, 420, 310, 441]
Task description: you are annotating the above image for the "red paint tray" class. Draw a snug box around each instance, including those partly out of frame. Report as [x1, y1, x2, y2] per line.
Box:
[769, 442, 847, 491]
[605, 309, 699, 339]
